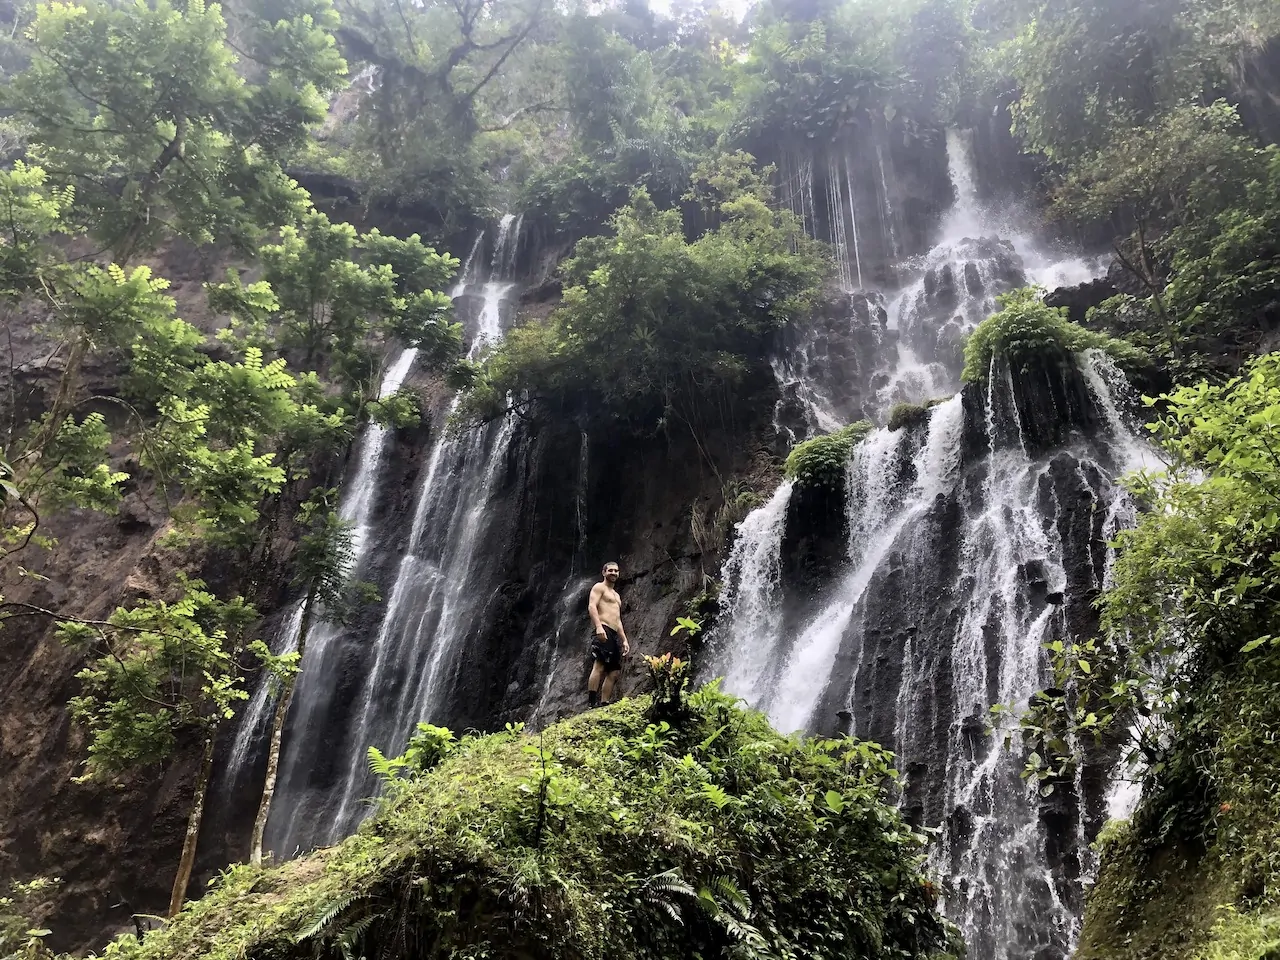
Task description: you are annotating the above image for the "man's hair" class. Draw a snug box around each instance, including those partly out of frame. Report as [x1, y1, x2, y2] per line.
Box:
[602, 561, 619, 573]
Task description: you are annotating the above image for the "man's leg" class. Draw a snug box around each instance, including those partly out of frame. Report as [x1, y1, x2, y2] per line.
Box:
[601, 668, 622, 704]
[587, 659, 606, 709]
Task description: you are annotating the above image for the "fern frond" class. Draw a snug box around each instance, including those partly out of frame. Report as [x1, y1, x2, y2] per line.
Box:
[642, 869, 696, 901]
[708, 875, 753, 919]
[293, 893, 363, 942]
[336, 912, 378, 960]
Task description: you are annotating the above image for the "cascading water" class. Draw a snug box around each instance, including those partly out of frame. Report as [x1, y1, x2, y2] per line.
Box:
[709, 131, 1151, 959]
[223, 344, 421, 789]
[263, 216, 524, 856]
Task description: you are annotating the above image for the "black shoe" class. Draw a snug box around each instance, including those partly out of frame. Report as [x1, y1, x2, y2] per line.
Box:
[587, 690, 600, 710]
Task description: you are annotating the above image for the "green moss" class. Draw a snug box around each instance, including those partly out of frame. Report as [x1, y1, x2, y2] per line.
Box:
[961, 287, 1145, 384]
[784, 420, 874, 491]
[1079, 647, 1280, 960]
[107, 687, 957, 960]
[886, 398, 949, 433]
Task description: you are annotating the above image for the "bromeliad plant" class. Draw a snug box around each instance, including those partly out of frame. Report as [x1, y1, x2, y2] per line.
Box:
[646, 652, 694, 722]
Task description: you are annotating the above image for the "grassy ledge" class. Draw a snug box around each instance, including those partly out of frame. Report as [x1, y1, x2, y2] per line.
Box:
[103, 687, 959, 960]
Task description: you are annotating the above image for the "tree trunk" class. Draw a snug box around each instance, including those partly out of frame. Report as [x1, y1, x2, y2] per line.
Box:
[168, 732, 215, 918]
[249, 590, 317, 866]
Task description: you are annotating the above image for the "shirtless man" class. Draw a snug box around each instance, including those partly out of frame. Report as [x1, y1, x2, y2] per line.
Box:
[587, 561, 630, 708]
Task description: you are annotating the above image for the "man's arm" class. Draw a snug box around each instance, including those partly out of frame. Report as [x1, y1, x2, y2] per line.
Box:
[588, 583, 606, 637]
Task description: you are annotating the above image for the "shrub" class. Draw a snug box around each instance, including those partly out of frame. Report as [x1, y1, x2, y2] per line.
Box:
[784, 421, 874, 490]
[102, 687, 959, 960]
[961, 287, 1144, 384]
[887, 402, 930, 432]
[460, 154, 825, 430]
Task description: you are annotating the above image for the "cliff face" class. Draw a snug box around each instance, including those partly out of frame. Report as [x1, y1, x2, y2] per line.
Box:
[0, 240, 275, 950]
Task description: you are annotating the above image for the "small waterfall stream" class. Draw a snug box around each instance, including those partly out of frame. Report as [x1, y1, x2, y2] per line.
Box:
[709, 131, 1152, 959]
[224, 345, 422, 785]
[262, 216, 524, 857]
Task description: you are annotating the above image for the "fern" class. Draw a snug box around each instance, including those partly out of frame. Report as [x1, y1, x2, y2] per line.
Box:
[643, 869, 697, 900]
[336, 912, 378, 960]
[367, 746, 403, 784]
[293, 893, 364, 942]
[641, 868, 697, 926]
[707, 875, 753, 919]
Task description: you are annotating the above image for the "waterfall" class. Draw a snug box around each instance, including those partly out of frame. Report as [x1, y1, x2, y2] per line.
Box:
[223, 345, 420, 789]
[264, 218, 524, 857]
[943, 127, 984, 242]
[709, 130, 1155, 959]
[827, 163, 852, 290]
[876, 139, 900, 262]
[712, 479, 795, 705]
[845, 158, 864, 290]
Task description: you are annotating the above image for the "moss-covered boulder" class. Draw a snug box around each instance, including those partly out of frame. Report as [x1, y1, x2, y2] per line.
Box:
[961, 287, 1145, 384]
[114, 688, 958, 960]
[784, 420, 874, 491]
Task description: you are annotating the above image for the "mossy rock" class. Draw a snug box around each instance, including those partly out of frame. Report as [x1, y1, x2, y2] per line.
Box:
[886, 400, 949, 433]
[784, 420, 874, 491]
[961, 287, 1145, 384]
[118, 688, 957, 960]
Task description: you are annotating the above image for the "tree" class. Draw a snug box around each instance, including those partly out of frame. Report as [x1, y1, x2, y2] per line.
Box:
[236, 210, 461, 397]
[1053, 102, 1263, 359]
[55, 578, 259, 916]
[461, 152, 824, 432]
[1007, 0, 1207, 161]
[249, 493, 366, 866]
[4, 0, 346, 262]
[329, 0, 551, 229]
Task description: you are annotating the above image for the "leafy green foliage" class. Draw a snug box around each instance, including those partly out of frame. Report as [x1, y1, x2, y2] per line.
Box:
[58, 577, 257, 778]
[961, 287, 1145, 384]
[98, 688, 957, 960]
[330, 0, 548, 232]
[463, 155, 824, 429]
[0, 876, 58, 960]
[367, 724, 459, 787]
[1158, 146, 1280, 377]
[732, 0, 971, 145]
[784, 421, 874, 491]
[366, 390, 421, 429]
[1053, 101, 1260, 231]
[0, 162, 72, 301]
[1006, 0, 1208, 161]
[248, 211, 461, 394]
[4, 0, 345, 260]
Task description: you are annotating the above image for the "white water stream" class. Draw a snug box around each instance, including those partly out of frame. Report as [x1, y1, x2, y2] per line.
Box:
[259, 215, 524, 856]
[709, 131, 1152, 960]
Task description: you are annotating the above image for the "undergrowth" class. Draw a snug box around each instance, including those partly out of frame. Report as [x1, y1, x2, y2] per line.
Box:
[102, 686, 959, 960]
[784, 421, 874, 491]
[961, 287, 1144, 384]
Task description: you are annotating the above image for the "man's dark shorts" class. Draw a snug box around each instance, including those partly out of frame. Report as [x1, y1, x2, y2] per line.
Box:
[590, 625, 623, 671]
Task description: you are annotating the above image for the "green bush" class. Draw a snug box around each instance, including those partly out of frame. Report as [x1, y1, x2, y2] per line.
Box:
[103, 687, 958, 960]
[460, 153, 825, 429]
[887, 402, 930, 432]
[961, 287, 1144, 384]
[784, 421, 874, 491]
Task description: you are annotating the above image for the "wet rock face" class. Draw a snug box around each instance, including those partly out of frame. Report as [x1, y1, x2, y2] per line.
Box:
[1045, 278, 1121, 326]
[434, 374, 783, 731]
[898, 236, 1025, 374]
[767, 363, 1124, 960]
[773, 289, 890, 435]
